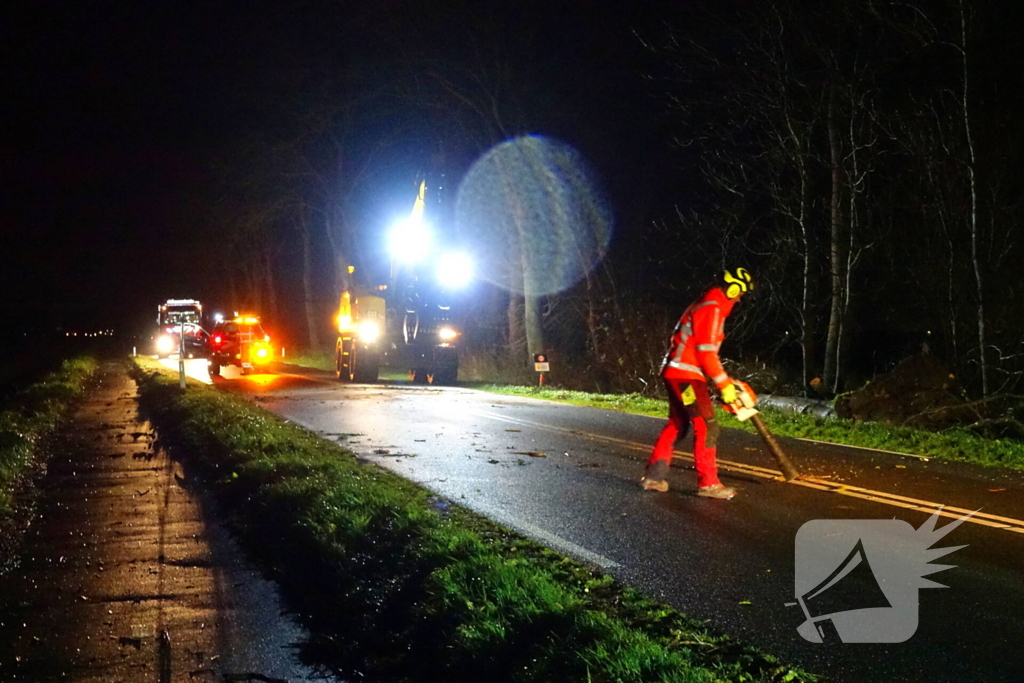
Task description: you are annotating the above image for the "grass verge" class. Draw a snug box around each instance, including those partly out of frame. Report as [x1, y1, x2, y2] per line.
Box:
[132, 358, 814, 683]
[479, 385, 1024, 471]
[281, 347, 335, 372]
[281, 347, 426, 382]
[0, 356, 98, 520]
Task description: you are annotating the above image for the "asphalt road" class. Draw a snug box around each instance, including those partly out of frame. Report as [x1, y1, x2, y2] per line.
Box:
[167, 358, 1024, 682]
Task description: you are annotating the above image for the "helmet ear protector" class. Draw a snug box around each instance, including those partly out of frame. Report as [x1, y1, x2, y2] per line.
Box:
[723, 268, 753, 299]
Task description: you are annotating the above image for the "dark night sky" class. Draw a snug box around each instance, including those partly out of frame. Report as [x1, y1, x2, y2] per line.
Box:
[4, 3, 320, 326]
[12, 0, 1016, 350]
[2, 1, 670, 335]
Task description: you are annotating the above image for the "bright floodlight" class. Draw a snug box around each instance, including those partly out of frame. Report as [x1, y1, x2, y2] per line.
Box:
[389, 218, 432, 263]
[358, 320, 381, 343]
[437, 251, 474, 289]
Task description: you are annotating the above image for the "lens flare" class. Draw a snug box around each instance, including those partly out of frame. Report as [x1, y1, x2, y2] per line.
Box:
[455, 135, 613, 296]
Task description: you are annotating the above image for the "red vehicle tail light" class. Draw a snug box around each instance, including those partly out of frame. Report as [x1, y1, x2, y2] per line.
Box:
[213, 335, 222, 345]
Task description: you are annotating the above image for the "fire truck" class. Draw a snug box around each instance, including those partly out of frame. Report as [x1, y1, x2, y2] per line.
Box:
[335, 180, 470, 385]
[155, 299, 206, 358]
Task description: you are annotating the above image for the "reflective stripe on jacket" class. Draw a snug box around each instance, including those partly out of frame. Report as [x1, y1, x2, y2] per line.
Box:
[661, 286, 736, 389]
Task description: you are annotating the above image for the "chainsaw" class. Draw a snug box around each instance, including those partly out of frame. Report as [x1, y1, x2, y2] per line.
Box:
[725, 381, 801, 482]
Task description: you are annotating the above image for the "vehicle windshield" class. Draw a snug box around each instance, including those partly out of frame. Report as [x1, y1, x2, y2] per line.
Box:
[161, 308, 201, 326]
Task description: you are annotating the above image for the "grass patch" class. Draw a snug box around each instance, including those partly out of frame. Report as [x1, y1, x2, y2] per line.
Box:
[477, 385, 671, 418]
[729, 407, 1024, 470]
[0, 356, 98, 519]
[479, 385, 1024, 470]
[283, 347, 426, 382]
[281, 347, 335, 372]
[132, 358, 814, 683]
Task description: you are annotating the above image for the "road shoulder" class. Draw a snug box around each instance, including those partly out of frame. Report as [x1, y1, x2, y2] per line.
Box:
[0, 361, 324, 681]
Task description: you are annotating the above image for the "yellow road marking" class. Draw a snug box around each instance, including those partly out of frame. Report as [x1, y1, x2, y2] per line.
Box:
[471, 410, 1024, 536]
[254, 375, 1024, 535]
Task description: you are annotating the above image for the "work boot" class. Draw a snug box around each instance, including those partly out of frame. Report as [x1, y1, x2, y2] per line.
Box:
[640, 459, 670, 492]
[697, 483, 737, 499]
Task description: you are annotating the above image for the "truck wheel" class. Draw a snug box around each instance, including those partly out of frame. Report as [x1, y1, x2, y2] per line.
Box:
[350, 345, 378, 383]
[337, 338, 354, 382]
[209, 361, 221, 377]
[432, 364, 458, 386]
[352, 357, 379, 383]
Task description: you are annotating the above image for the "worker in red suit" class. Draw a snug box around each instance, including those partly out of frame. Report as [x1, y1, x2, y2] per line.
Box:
[640, 268, 754, 499]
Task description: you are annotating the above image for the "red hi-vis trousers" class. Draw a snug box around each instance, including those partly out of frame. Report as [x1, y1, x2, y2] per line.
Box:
[648, 377, 722, 488]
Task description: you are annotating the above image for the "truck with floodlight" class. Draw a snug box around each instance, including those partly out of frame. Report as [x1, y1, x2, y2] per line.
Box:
[155, 299, 207, 358]
[335, 180, 473, 385]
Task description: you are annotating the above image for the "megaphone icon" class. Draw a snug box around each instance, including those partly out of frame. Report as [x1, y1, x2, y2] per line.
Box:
[793, 511, 974, 644]
[796, 539, 892, 643]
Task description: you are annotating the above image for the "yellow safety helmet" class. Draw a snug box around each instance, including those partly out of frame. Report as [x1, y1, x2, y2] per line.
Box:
[723, 268, 754, 299]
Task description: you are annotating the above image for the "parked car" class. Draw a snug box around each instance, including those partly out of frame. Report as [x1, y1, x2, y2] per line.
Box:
[206, 316, 273, 376]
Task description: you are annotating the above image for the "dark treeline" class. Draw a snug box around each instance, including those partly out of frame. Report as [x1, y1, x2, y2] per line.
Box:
[203, 0, 1024, 398]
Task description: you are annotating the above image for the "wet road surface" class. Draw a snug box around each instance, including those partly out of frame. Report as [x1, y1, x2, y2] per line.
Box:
[186, 360, 1024, 682]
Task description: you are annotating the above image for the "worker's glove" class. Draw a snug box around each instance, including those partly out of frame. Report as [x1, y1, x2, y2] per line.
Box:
[720, 383, 738, 405]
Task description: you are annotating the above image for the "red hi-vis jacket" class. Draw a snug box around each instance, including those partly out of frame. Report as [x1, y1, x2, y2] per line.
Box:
[661, 287, 738, 389]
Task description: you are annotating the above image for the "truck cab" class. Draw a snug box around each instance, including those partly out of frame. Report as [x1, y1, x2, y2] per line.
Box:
[155, 299, 207, 358]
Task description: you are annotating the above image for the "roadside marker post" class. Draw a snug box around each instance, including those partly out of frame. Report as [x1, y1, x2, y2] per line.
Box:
[178, 322, 187, 390]
[534, 353, 550, 386]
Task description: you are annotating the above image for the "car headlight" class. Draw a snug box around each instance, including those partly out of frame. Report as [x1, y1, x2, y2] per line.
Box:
[156, 335, 175, 353]
[438, 326, 459, 342]
[358, 320, 380, 343]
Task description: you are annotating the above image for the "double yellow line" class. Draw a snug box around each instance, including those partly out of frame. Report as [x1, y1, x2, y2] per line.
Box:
[473, 410, 1024, 536]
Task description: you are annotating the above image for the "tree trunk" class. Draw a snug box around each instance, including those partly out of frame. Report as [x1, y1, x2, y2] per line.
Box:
[262, 235, 279, 323]
[246, 267, 261, 314]
[582, 270, 602, 361]
[324, 207, 353, 296]
[784, 110, 815, 394]
[823, 83, 846, 395]
[959, 0, 987, 395]
[299, 208, 322, 349]
[521, 245, 545, 360]
[499, 162, 545, 365]
[506, 293, 524, 360]
[524, 293, 544, 358]
[228, 269, 239, 318]
[837, 100, 863, 395]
